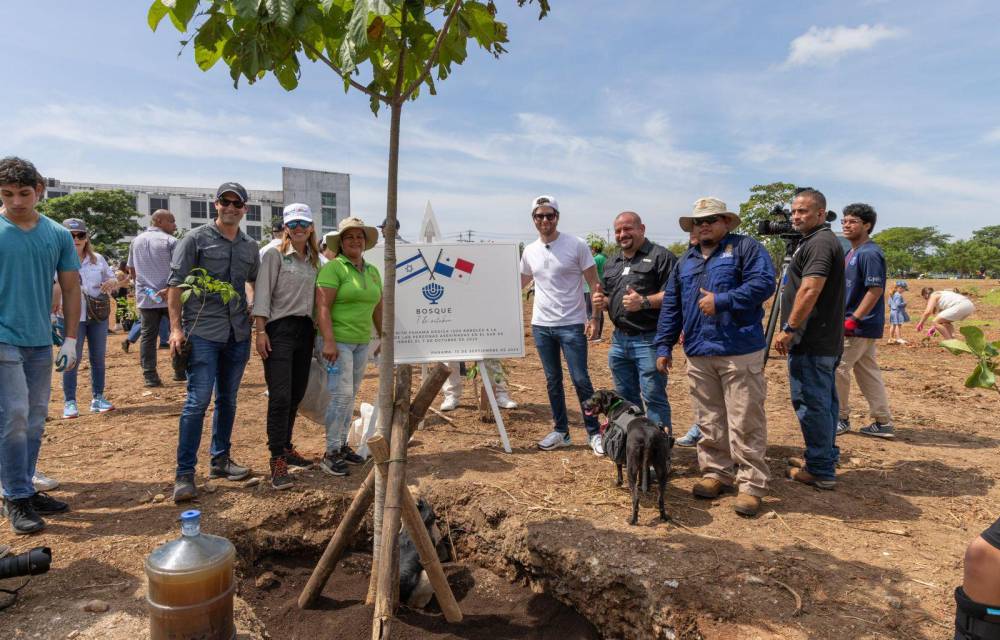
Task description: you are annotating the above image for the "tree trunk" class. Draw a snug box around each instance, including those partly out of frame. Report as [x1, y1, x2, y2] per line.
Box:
[369, 97, 404, 605]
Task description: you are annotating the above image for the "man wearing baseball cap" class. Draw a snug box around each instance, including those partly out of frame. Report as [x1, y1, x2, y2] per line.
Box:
[167, 181, 260, 502]
[655, 197, 775, 516]
[520, 195, 603, 454]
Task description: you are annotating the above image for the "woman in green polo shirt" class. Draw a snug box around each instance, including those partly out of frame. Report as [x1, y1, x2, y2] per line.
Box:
[315, 217, 382, 477]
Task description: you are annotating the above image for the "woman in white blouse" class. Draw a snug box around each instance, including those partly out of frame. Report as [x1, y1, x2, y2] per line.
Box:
[57, 219, 118, 418]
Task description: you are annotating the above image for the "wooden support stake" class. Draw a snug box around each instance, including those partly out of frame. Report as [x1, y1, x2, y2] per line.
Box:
[298, 364, 451, 609]
[367, 435, 462, 623]
[373, 365, 412, 639]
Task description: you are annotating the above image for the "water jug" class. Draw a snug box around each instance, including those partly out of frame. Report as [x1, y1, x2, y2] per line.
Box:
[146, 510, 236, 640]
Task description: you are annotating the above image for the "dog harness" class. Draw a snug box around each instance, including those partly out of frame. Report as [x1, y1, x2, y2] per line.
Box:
[601, 400, 645, 465]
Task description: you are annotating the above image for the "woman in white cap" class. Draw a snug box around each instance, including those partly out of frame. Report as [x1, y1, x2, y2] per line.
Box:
[57, 218, 118, 419]
[253, 203, 322, 490]
[315, 217, 382, 478]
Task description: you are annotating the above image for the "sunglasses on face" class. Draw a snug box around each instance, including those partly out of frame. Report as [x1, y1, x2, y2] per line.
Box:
[217, 197, 245, 209]
[693, 215, 721, 226]
[285, 220, 312, 230]
[71, 232, 87, 239]
[532, 213, 558, 221]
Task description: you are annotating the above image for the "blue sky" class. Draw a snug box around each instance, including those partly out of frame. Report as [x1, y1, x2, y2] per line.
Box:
[3, 1, 999, 246]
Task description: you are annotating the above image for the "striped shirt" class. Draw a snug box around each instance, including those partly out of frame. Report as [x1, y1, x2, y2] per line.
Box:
[128, 227, 177, 309]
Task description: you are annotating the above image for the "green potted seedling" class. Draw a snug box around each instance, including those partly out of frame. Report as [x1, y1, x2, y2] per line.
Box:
[171, 267, 241, 376]
[940, 326, 1000, 393]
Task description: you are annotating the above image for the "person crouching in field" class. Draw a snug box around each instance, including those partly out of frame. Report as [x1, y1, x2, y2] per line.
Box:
[916, 287, 975, 340]
[253, 203, 322, 490]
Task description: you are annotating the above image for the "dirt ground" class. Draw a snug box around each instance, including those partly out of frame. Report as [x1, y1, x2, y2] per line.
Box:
[1, 278, 999, 640]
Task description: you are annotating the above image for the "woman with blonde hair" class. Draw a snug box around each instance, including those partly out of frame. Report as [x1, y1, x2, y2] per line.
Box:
[58, 219, 118, 418]
[316, 217, 382, 477]
[916, 287, 975, 340]
[253, 203, 322, 489]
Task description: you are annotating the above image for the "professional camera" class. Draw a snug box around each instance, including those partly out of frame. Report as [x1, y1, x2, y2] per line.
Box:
[0, 546, 51, 580]
[758, 204, 837, 238]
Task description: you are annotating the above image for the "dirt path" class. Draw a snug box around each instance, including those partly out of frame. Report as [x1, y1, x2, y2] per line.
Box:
[1, 279, 998, 639]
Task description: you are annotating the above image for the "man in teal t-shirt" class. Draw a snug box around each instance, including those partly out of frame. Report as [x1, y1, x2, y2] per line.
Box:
[0, 156, 81, 534]
[585, 243, 606, 341]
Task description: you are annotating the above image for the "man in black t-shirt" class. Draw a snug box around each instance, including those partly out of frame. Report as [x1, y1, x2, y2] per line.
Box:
[955, 517, 1000, 639]
[775, 188, 845, 490]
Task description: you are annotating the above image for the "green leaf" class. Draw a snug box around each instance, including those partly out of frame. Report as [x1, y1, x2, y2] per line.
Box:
[965, 363, 998, 390]
[148, 1, 171, 31]
[233, 0, 261, 20]
[985, 340, 1000, 357]
[940, 339, 976, 356]
[166, 0, 199, 31]
[264, 0, 295, 27]
[960, 325, 988, 354]
[274, 55, 300, 90]
[181, 290, 192, 304]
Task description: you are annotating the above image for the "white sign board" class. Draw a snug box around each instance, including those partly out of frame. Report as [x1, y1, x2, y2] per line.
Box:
[366, 242, 525, 364]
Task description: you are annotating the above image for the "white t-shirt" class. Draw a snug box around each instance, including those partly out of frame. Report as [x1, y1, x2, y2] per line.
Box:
[76, 253, 116, 322]
[259, 238, 282, 257]
[520, 232, 595, 326]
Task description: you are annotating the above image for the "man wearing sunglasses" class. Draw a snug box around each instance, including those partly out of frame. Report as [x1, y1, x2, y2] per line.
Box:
[655, 197, 775, 517]
[520, 195, 603, 454]
[167, 182, 260, 502]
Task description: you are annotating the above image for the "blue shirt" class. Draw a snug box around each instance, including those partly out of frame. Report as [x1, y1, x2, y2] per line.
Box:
[655, 233, 775, 358]
[844, 240, 886, 339]
[0, 213, 80, 347]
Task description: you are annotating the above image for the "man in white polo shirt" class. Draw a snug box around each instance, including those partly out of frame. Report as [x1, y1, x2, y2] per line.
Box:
[520, 195, 603, 454]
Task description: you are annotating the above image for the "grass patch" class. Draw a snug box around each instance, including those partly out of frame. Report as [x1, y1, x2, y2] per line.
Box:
[959, 319, 994, 329]
[981, 288, 1000, 307]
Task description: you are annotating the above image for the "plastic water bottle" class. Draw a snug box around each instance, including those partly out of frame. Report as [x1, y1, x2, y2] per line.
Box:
[143, 287, 163, 304]
[326, 361, 340, 375]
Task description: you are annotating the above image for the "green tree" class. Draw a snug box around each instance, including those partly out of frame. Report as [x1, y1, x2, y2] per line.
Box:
[933, 239, 1000, 277]
[737, 182, 798, 266]
[972, 225, 1000, 252]
[872, 226, 951, 275]
[666, 240, 688, 257]
[38, 190, 141, 258]
[147, 0, 550, 625]
[584, 232, 605, 253]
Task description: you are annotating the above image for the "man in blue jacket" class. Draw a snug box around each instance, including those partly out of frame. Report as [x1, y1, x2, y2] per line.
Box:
[655, 197, 775, 517]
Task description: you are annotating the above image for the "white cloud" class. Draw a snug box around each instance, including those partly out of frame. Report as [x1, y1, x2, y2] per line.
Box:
[984, 127, 1000, 144]
[783, 24, 904, 68]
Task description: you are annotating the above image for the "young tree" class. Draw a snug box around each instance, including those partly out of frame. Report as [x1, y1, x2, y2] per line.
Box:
[737, 182, 798, 266]
[871, 226, 951, 275]
[38, 190, 141, 257]
[148, 0, 550, 630]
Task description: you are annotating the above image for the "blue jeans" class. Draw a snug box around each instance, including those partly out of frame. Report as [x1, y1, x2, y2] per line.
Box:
[62, 318, 109, 402]
[322, 339, 369, 454]
[608, 330, 671, 430]
[128, 315, 169, 345]
[788, 353, 840, 480]
[176, 333, 250, 478]
[531, 324, 599, 436]
[0, 343, 52, 499]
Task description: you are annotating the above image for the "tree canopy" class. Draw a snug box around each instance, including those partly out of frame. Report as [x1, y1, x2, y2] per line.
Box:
[737, 182, 798, 265]
[38, 190, 141, 258]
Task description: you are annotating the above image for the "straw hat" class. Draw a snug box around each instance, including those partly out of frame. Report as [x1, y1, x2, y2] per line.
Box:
[324, 217, 378, 255]
[679, 197, 742, 232]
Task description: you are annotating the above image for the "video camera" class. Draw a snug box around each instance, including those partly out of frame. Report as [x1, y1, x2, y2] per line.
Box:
[758, 204, 838, 239]
[0, 546, 51, 580]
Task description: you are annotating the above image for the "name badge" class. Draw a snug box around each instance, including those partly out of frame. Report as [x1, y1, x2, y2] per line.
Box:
[622, 266, 630, 275]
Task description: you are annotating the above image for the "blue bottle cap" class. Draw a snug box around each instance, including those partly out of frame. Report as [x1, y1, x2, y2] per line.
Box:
[180, 510, 201, 521]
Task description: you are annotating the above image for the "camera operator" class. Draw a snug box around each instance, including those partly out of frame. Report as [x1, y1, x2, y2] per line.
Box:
[955, 516, 1000, 640]
[774, 188, 845, 491]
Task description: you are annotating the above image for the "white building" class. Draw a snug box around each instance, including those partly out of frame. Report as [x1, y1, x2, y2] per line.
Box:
[43, 166, 350, 242]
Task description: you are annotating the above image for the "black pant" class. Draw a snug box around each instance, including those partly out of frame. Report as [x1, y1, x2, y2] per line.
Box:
[140, 307, 171, 380]
[263, 316, 315, 458]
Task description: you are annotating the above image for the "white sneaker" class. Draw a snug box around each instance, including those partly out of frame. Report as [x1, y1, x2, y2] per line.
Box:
[439, 395, 460, 412]
[538, 430, 571, 451]
[33, 470, 60, 492]
[495, 393, 518, 409]
[589, 434, 605, 457]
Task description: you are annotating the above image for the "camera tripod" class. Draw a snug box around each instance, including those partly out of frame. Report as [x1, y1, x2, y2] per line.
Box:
[762, 236, 800, 368]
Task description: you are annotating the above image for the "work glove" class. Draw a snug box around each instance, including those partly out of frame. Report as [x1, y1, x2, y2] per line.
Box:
[55, 338, 78, 372]
[844, 315, 859, 335]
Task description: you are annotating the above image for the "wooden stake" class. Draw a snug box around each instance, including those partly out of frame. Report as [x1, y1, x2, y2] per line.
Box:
[367, 435, 462, 623]
[373, 365, 412, 639]
[298, 364, 450, 609]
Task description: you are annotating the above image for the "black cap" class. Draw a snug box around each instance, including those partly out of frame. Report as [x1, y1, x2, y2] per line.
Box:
[378, 218, 400, 230]
[216, 182, 248, 202]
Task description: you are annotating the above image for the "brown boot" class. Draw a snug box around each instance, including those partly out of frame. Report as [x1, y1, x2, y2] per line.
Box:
[733, 493, 762, 517]
[786, 466, 836, 490]
[787, 456, 805, 469]
[692, 477, 731, 499]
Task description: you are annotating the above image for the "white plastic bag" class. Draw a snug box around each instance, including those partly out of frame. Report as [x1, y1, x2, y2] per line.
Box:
[298, 357, 331, 426]
[348, 402, 376, 456]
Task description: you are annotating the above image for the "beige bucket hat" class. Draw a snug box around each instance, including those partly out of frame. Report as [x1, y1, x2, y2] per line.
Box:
[324, 216, 379, 255]
[679, 197, 742, 232]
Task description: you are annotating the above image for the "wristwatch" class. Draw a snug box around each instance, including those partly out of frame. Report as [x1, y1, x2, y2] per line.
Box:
[781, 322, 799, 334]
[640, 296, 651, 310]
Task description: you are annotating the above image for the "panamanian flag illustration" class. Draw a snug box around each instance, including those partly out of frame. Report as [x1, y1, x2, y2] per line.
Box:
[432, 253, 475, 284]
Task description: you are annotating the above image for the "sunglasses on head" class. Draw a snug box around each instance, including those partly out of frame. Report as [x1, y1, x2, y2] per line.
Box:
[693, 215, 721, 226]
[217, 197, 245, 209]
[532, 212, 558, 221]
[71, 231, 87, 239]
[285, 220, 312, 230]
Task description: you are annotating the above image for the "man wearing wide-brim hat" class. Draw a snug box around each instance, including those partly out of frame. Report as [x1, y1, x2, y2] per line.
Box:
[654, 197, 776, 517]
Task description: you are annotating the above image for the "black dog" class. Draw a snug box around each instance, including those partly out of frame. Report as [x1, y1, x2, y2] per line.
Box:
[398, 498, 451, 609]
[583, 389, 672, 525]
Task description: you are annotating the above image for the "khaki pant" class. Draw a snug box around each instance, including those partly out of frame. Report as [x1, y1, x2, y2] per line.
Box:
[687, 349, 769, 497]
[835, 337, 892, 423]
